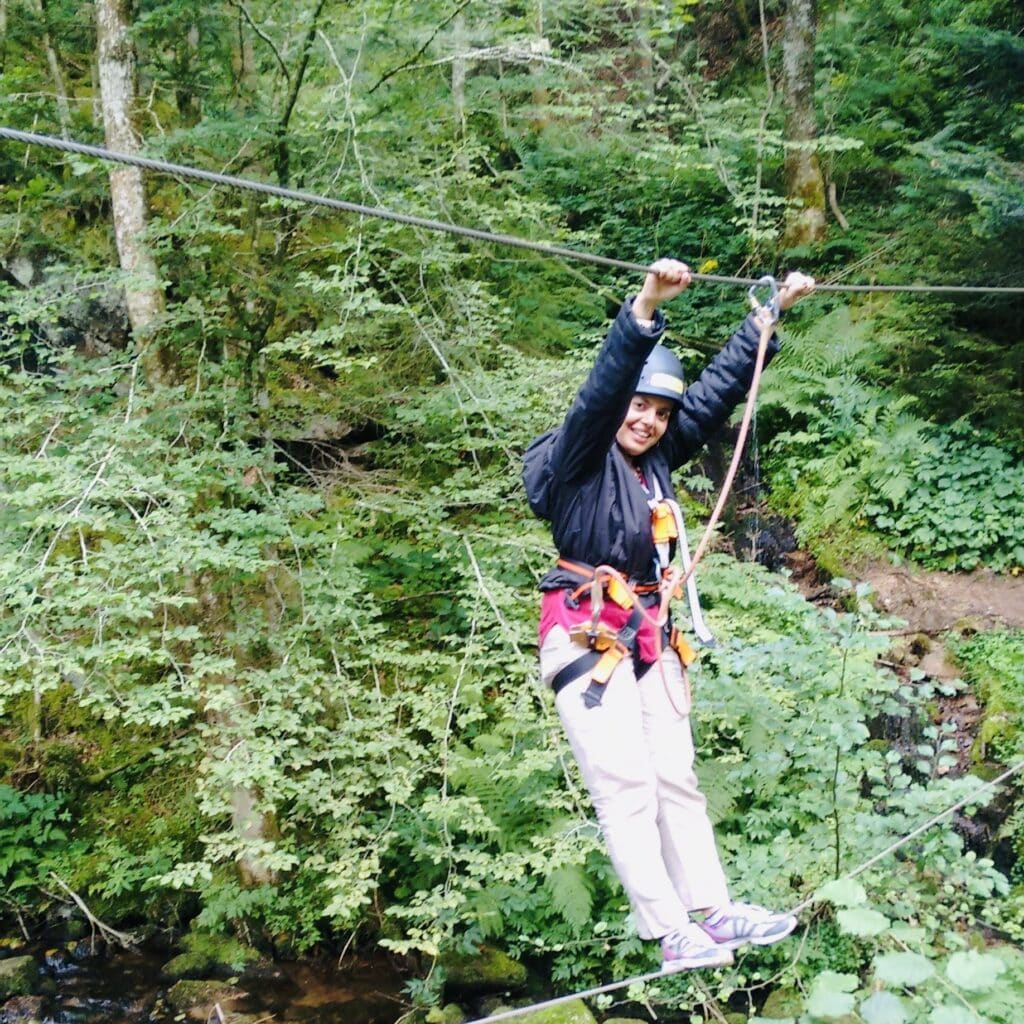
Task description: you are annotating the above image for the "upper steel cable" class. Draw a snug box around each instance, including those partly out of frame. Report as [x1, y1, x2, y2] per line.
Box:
[2, 127, 1023, 295]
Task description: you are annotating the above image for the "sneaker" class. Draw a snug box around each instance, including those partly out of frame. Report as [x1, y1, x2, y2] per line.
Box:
[660, 922, 735, 972]
[699, 901, 798, 951]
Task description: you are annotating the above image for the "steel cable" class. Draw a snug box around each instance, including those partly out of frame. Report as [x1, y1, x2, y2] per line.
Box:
[3, 126, 1024, 295]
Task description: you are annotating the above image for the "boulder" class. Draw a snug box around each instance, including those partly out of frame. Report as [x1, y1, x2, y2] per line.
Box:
[162, 931, 275, 982]
[165, 980, 248, 1019]
[508, 999, 598, 1024]
[0, 995, 46, 1024]
[442, 946, 527, 995]
[426, 1004, 467, 1024]
[0, 958, 39, 1000]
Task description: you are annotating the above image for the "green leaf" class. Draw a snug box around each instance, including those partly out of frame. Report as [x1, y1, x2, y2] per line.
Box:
[837, 907, 890, 937]
[945, 950, 1007, 992]
[928, 1006, 990, 1024]
[861, 991, 909, 1024]
[874, 951, 935, 987]
[815, 878, 867, 908]
[807, 972, 858, 1019]
[545, 865, 592, 931]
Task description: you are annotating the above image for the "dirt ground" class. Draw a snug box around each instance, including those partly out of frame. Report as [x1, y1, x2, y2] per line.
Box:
[852, 561, 1024, 634]
[787, 553, 1024, 682]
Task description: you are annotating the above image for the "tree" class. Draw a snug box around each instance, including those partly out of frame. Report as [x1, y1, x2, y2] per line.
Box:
[781, 0, 826, 245]
[94, 0, 168, 379]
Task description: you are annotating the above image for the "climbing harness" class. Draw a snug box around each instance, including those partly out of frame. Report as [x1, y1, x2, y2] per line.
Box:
[3, 127, 1024, 295]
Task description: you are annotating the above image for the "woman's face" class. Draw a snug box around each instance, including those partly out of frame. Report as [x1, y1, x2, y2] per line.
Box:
[615, 393, 675, 458]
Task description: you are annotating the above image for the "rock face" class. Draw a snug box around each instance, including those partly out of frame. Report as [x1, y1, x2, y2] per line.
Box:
[0, 957, 40, 1000]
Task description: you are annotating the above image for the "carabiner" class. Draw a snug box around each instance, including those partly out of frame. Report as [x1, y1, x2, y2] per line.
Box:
[748, 274, 780, 323]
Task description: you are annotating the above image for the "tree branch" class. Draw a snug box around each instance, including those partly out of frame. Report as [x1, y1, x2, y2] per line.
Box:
[48, 874, 137, 950]
[368, 0, 476, 94]
[228, 0, 290, 83]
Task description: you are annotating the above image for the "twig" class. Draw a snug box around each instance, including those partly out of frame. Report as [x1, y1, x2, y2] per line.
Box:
[827, 181, 849, 230]
[228, 0, 290, 82]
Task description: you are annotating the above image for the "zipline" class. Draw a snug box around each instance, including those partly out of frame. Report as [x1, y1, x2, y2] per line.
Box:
[2, 126, 1023, 296]
[466, 757, 1024, 1024]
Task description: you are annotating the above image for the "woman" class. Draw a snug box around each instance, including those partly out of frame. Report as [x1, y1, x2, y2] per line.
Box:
[522, 259, 815, 972]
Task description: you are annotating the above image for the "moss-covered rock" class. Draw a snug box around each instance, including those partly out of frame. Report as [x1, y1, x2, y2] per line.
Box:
[0, 958, 40, 1000]
[508, 999, 598, 1024]
[165, 979, 248, 1016]
[425, 1003, 467, 1024]
[162, 930, 261, 981]
[442, 946, 527, 995]
[759, 985, 803, 1018]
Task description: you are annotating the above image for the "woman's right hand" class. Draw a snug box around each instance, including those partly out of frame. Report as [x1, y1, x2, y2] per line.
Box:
[634, 258, 692, 320]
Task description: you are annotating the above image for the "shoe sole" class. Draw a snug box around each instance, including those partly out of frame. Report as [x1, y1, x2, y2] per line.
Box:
[660, 950, 734, 973]
[705, 918, 798, 952]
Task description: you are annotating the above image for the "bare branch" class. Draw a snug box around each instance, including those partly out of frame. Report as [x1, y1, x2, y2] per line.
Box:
[48, 873, 137, 950]
[368, 0, 476, 94]
[228, 0, 290, 83]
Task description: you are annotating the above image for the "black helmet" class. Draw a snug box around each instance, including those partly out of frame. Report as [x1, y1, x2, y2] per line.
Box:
[636, 344, 685, 403]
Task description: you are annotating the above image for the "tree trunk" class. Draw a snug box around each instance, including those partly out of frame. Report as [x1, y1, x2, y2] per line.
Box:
[0, 0, 7, 73]
[176, 18, 202, 125]
[630, 1, 656, 103]
[36, 0, 72, 137]
[94, 0, 168, 378]
[781, 0, 826, 246]
[452, 11, 467, 141]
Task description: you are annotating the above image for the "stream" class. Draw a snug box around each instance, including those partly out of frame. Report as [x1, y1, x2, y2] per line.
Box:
[4, 943, 410, 1024]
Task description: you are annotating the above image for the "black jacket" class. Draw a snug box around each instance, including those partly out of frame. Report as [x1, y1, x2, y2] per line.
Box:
[523, 297, 780, 591]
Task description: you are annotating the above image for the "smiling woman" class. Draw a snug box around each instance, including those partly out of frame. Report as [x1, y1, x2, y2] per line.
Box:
[522, 258, 815, 972]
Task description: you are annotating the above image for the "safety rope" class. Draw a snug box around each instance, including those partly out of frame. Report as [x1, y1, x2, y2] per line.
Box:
[2, 126, 1024, 295]
[466, 756, 1024, 1024]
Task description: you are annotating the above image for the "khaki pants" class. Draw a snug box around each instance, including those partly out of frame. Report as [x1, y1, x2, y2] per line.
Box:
[540, 626, 730, 939]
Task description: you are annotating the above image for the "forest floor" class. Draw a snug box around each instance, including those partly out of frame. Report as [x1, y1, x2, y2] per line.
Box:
[788, 551, 1024, 783]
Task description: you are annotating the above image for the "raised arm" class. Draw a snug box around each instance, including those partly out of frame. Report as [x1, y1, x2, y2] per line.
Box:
[660, 271, 816, 469]
[547, 260, 693, 483]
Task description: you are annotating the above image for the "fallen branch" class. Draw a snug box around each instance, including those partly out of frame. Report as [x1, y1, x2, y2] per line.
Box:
[828, 181, 850, 230]
[48, 873, 137, 951]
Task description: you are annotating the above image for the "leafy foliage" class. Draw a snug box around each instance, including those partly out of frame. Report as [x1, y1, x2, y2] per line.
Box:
[2, 0, 1024, 1019]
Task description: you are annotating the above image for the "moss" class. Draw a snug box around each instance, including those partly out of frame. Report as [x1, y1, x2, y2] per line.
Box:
[759, 986, 803, 1018]
[508, 1000, 597, 1024]
[0, 955, 41, 999]
[162, 930, 261, 980]
[165, 979, 248, 1013]
[441, 946, 528, 994]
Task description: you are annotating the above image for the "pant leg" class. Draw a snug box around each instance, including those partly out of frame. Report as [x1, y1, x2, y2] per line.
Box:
[636, 650, 731, 912]
[540, 627, 689, 939]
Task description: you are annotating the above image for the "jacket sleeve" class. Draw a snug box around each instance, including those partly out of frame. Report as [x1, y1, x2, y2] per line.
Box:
[545, 297, 665, 484]
[660, 312, 781, 470]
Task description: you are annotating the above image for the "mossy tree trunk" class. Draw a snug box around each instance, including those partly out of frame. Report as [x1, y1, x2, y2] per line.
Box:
[781, 0, 826, 246]
[94, 0, 170, 382]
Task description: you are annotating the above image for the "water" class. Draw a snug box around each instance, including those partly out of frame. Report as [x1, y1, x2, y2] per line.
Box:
[5, 944, 408, 1024]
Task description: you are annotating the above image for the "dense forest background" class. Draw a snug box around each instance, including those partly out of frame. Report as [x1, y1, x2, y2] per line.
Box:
[1, 1, 1023, 1021]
